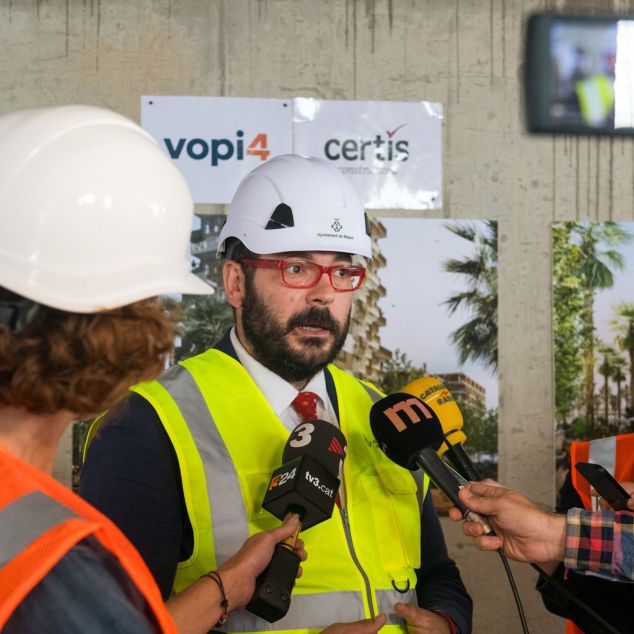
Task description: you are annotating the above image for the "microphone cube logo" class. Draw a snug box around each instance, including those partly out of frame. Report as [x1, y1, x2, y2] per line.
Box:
[267, 467, 297, 491]
[305, 470, 335, 499]
[383, 397, 434, 432]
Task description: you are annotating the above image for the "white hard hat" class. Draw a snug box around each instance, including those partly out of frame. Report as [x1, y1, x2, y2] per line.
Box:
[0, 104, 213, 313]
[217, 154, 372, 259]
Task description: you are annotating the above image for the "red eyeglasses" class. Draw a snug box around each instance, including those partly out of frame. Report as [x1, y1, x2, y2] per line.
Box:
[240, 258, 366, 292]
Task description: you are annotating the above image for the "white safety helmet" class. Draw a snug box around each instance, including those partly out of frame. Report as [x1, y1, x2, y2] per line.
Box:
[217, 154, 372, 259]
[0, 105, 213, 313]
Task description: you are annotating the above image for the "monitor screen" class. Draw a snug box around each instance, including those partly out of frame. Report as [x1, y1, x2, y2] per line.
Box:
[525, 13, 634, 135]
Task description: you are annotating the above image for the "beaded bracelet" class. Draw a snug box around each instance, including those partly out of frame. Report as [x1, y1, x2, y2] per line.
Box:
[202, 570, 229, 625]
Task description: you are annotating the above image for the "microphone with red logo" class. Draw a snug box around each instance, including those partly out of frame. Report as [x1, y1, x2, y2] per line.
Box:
[246, 420, 347, 622]
[369, 392, 492, 533]
[401, 376, 482, 482]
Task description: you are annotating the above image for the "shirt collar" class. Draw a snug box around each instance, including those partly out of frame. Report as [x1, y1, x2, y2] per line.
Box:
[229, 327, 329, 417]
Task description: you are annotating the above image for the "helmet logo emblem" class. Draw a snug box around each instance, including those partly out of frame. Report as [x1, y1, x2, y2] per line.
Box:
[331, 218, 343, 233]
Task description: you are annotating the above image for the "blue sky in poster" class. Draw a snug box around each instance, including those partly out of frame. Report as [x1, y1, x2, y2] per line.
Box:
[377, 217, 499, 409]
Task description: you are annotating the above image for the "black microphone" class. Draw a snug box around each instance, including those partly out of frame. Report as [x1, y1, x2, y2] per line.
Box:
[369, 393, 492, 533]
[246, 420, 347, 622]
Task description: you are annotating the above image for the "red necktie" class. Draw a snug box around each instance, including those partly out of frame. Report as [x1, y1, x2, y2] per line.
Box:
[291, 391, 319, 421]
[291, 390, 342, 508]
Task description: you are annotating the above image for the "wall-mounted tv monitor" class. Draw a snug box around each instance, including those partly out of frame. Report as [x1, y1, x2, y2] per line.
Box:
[525, 12, 634, 136]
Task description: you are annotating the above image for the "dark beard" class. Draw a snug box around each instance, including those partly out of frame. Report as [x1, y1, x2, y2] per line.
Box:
[241, 281, 350, 384]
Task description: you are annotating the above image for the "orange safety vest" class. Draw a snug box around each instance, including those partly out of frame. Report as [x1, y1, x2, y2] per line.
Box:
[0, 445, 176, 632]
[570, 433, 634, 510]
[565, 433, 634, 634]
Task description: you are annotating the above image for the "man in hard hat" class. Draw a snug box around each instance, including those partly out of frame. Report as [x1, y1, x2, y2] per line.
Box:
[0, 106, 305, 633]
[81, 154, 473, 634]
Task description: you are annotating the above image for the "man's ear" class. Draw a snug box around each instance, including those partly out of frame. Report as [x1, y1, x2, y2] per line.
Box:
[223, 260, 246, 308]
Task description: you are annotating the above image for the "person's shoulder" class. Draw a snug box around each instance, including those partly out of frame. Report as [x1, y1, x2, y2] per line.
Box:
[99, 391, 163, 434]
[4, 538, 155, 634]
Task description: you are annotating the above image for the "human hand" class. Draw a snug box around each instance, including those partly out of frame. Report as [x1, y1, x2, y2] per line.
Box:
[218, 515, 307, 609]
[394, 603, 451, 634]
[321, 614, 387, 634]
[447, 481, 566, 565]
[592, 480, 634, 511]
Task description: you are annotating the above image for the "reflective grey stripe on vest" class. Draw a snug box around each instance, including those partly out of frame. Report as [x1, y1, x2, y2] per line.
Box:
[219, 590, 366, 632]
[589, 436, 617, 475]
[159, 365, 250, 565]
[358, 381, 382, 404]
[588, 437, 617, 511]
[0, 491, 78, 568]
[218, 588, 412, 631]
[377, 588, 416, 625]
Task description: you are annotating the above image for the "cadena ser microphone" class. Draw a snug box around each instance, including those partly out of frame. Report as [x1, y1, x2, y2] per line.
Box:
[402, 376, 482, 482]
[246, 420, 347, 623]
[369, 393, 492, 534]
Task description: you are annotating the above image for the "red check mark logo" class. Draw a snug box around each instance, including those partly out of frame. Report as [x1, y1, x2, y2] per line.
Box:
[385, 123, 406, 138]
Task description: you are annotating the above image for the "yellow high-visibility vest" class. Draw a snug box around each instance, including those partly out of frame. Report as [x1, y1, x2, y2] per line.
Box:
[133, 348, 429, 634]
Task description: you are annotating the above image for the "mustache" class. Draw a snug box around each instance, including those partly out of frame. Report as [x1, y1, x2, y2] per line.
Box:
[286, 307, 341, 335]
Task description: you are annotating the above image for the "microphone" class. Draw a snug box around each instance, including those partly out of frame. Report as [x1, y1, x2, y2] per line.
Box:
[402, 376, 482, 481]
[246, 420, 347, 622]
[369, 392, 492, 533]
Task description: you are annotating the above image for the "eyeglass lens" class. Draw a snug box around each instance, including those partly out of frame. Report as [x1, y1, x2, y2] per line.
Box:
[281, 261, 362, 290]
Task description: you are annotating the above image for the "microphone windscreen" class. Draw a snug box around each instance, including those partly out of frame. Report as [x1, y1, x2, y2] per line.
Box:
[401, 376, 465, 435]
[369, 393, 444, 470]
[282, 419, 347, 477]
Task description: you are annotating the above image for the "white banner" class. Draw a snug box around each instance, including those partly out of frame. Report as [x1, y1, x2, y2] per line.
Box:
[293, 98, 442, 210]
[141, 96, 442, 209]
[141, 96, 293, 204]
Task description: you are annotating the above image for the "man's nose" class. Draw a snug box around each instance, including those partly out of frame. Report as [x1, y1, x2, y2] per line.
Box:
[306, 270, 336, 304]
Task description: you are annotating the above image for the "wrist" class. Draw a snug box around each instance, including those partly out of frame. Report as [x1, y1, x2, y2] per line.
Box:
[430, 610, 457, 634]
[201, 570, 229, 625]
[544, 512, 567, 563]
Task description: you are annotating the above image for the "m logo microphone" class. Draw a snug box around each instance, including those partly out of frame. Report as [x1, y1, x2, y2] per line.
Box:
[370, 393, 443, 469]
[382, 396, 434, 432]
[370, 393, 492, 534]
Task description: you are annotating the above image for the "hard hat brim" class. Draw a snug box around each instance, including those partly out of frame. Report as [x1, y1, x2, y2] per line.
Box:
[0, 258, 214, 313]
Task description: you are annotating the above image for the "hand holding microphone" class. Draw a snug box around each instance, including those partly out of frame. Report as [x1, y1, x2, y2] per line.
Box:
[448, 481, 568, 566]
[246, 419, 347, 622]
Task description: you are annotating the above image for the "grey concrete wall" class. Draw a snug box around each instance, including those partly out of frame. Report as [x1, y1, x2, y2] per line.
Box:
[6, 0, 634, 631]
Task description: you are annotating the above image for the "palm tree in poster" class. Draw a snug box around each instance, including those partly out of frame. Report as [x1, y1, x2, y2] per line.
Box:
[612, 302, 634, 417]
[552, 223, 586, 427]
[611, 355, 627, 424]
[573, 222, 629, 430]
[178, 295, 234, 361]
[442, 220, 498, 373]
[597, 343, 617, 429]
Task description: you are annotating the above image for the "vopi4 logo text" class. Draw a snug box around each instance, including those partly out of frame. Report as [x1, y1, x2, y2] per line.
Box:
[163, 131, 270, 166]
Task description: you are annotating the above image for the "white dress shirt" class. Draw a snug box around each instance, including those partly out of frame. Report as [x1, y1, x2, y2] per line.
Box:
[229, 327, 338, 433]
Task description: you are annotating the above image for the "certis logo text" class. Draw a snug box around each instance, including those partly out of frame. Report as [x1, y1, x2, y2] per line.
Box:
[163, 131, 270, 166]
[305, 470, 335, 498]
[324, 124, 409, 162]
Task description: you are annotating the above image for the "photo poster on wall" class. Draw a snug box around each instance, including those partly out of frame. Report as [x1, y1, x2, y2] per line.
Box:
[552, 221, 634, 500]
[140, 95, 442, 210]
[374, 217, 499, 491]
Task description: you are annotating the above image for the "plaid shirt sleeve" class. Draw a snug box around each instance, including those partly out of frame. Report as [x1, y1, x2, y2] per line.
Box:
[564, 508, 634, 583]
